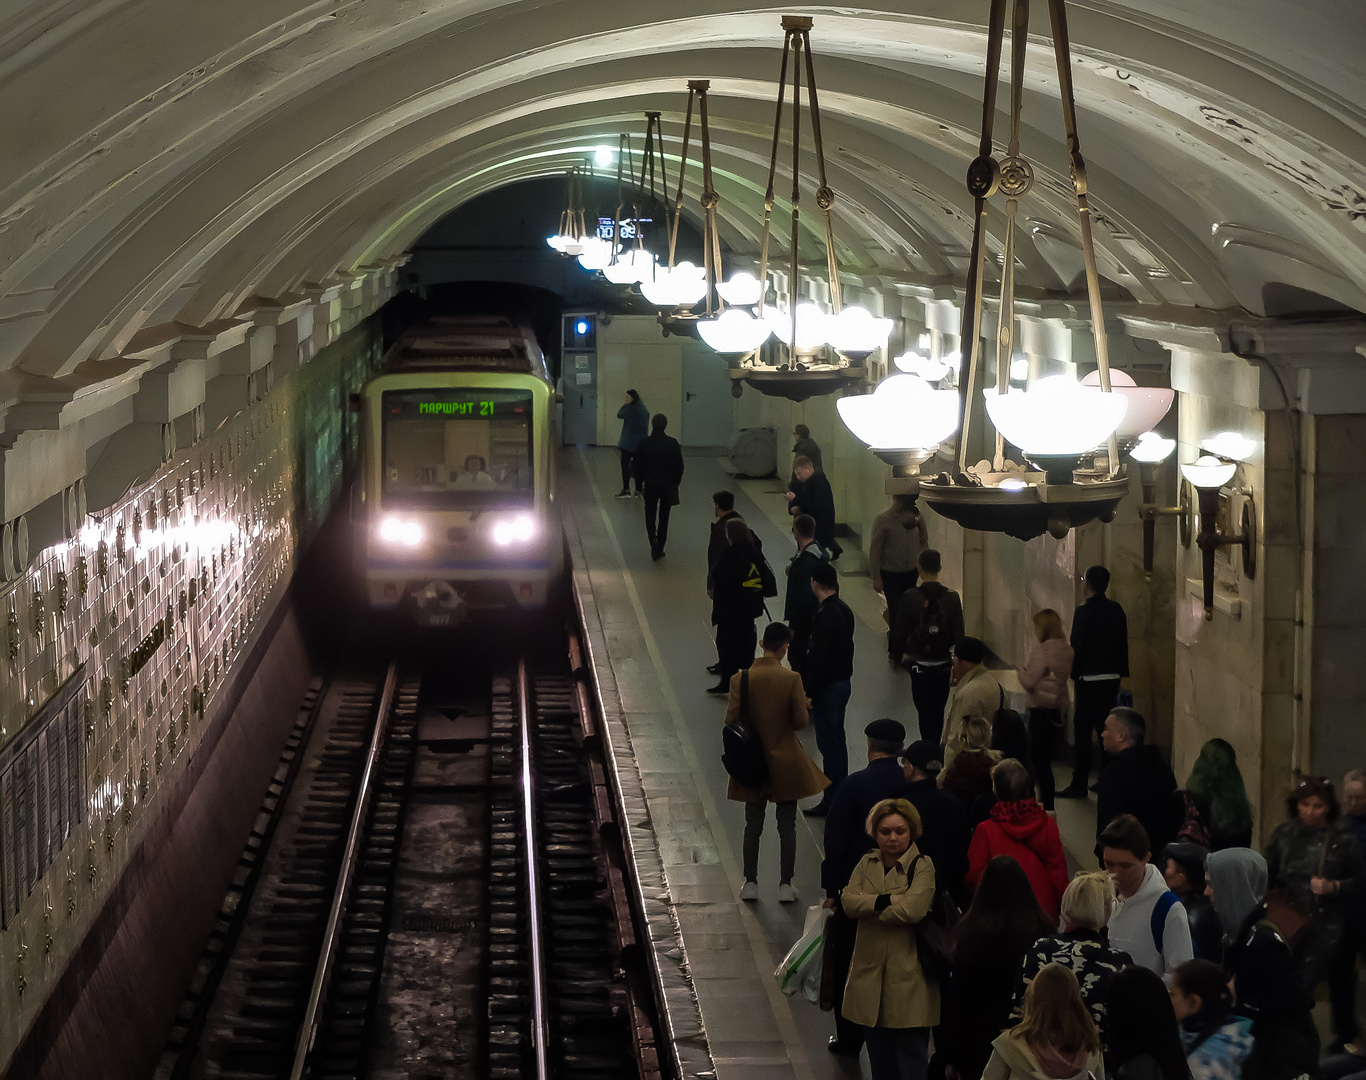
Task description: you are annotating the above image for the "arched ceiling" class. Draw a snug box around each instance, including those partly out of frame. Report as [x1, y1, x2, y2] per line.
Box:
[2, 0, 1364, 386]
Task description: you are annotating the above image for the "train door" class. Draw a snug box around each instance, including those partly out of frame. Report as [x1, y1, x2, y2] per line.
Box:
[561, 312, 597, 445]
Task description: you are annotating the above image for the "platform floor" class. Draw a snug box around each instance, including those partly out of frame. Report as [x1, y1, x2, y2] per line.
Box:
[562, 447, 1099, 1080]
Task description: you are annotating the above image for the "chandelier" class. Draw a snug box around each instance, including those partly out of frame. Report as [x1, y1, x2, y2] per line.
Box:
[545, 165, 589, 256]
[916, 0, 1138, 541]
[697, 16, 891, 401]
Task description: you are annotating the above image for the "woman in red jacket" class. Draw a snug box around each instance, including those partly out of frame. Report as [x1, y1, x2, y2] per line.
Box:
[967, 758, 1069, 924]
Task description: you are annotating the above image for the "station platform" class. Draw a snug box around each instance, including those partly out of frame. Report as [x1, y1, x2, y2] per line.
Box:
[561, 446, 1098, 1080]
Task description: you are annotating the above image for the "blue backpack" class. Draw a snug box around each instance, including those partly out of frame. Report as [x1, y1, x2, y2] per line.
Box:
[1151, 890, 1190, 957]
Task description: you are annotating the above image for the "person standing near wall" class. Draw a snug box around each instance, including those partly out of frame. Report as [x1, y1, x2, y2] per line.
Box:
[1058, 565, 1128, 799]
[784, 514, 830, 671]
[802, 562, 855, 816]
[1017, 609, 1073, 811]
[631, 413, 684, 560]
[615, 389, 650, 497]
[891, 549, 964, 744]
[870, 495, 929, 648]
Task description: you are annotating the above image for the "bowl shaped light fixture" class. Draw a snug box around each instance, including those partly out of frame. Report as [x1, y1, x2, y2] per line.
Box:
[601, 248, 657, 285]
[985, 375, 1128, 456]
[716, 271, 764, 307]
[1180, 455, 1237, 489]
[1201, 430, 1257, 462]
[765, 302, 831, 353]
[827, 305, 893, 360]
[1081, 369, 1175, 440]
[640, 261, 708, 308]
[894, 351, 954, 382]
[697, 309, 773, 356]
[837, 375, 960, 465]
[577, 237, 614, 271]
[1130, 432, 1176, 464]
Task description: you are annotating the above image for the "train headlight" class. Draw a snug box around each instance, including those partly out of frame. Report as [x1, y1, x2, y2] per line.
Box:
[492, 514, 537, 546]
[378, 516, 423, 547]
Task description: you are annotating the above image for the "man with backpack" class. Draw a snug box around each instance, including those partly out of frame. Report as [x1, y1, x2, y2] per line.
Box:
[784, 513, 830, 671]
[1100, 813, 1194, 976]
[708, 518, 775, 694]
[891, 549, 964, 743]
[724, 623, 829, 903]
[801, 562, 855, 816]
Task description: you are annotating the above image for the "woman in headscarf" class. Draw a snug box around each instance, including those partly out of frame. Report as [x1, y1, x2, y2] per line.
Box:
[1181, 738, 1253, 850]
[1205, 848, 1319, 1080]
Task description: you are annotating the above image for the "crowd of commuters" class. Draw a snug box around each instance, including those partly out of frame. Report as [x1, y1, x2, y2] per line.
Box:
[606, 419, 1366, 1080]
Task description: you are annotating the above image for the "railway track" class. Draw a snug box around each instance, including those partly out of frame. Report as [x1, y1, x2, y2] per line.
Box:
[155, 625, 667, 1080]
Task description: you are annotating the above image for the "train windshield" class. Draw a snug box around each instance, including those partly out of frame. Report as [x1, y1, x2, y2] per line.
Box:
[381, 388, 533, 508]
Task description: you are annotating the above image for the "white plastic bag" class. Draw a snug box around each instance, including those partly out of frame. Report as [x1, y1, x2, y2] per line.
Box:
[773, 905, 831, 1001]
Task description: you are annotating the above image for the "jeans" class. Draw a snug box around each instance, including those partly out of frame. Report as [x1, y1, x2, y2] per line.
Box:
[811, 680, 853, 786]
[716, 619, 757, 682]
[618, 448, 637, 492]
[1070, 678, 1120, 788]
[863, 1025, 929, 1080]
[1027, 707, 1064, 810]
[908, 663, 952, 744]
[642, 488, 672, 551]
[880, 570, 918, 651]
[828, 906, 865, 1052]
[743, 800, 797, 883]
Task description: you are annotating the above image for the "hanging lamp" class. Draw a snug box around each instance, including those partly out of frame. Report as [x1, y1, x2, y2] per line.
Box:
[546, 165, 589, 255]
[710, 17, 886, 401]
[917, 0, 1131, 541]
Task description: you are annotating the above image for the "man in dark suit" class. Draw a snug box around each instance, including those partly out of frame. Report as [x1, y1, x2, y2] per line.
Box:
[1059, 564, 1129, 798]
[820, 718, 908, 1058]
[631, 413, 685, 560]
[706, 491, 743, 676]
[801, 562, 855, 815]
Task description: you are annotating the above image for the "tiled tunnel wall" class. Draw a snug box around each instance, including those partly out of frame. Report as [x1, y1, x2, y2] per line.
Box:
[0, 317, 382, 1065]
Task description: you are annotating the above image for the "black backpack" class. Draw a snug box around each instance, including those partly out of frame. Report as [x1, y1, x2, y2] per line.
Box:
[915, 584, 952, 659]
[721, 671, 768, 789]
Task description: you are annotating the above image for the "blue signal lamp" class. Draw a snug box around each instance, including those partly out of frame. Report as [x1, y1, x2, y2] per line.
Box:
[575, 319, 590, 336]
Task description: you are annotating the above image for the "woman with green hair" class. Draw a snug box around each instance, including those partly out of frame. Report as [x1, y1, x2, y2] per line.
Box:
[1182, 738, 1254, 850]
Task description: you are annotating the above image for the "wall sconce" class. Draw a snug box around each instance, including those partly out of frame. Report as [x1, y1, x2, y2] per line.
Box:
[1180, 455, 1256, 621]
[1131, 435, 1188, 571]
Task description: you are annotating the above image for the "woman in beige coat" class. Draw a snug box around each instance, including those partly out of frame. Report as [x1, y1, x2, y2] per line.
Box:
[841, 797, 939, 1080]
[726, 623, 829, 902]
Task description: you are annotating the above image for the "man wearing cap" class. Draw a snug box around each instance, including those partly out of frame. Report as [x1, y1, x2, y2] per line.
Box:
[901, 740, 971, 906]
[820, 718, 909, 1057]
[940, 636, 1006, 770]
[801, 562, 856, 816]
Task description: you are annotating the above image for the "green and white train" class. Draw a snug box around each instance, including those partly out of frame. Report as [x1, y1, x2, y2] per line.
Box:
[356, 316, 564, 625]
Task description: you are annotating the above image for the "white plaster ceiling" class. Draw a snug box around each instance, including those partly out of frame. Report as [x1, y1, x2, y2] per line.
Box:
[1, 0, 1364, 391]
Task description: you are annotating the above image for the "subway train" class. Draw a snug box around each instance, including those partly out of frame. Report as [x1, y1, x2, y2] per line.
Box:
[356, 316, 565, 625]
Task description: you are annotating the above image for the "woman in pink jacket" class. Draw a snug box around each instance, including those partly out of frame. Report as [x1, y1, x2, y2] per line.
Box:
[1017, 609, 1073, 811]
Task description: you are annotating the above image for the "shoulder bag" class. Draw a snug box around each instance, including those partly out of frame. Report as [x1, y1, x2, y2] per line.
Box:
[1264, 834, 1327, 953]
[721, 671, 768, 790]
[908, 853, 959, 984]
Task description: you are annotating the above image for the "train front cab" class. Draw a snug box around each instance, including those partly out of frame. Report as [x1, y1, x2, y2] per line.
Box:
[359, 371, 563, 626]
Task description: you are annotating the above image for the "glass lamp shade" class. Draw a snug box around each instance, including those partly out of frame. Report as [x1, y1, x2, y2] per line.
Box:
[716, 271, 764, 307]
[893, 351, 953, 381]
[546, 233, 585, 256]
[827, 306, 893, 358]
[1201, 430, 1257, 461]
[697, 309, 774, 355]
[601, 248, 657, 285]
[639, 261, 707, 308]
[765, 302, 831, 351]
[836, 375, 960, 451]
[1180, 454, 1237, 489]
[1129, 432, 1176, 463]
[985, 374, 1128, 455]
[576, 237, 614, 271]
[1081, 369, 1175, 440]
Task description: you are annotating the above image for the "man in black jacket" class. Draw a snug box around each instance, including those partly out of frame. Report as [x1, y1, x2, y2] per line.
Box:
[820, 718, 908, 1058]
[705, 491, 743, 675]
[899, 740, 971, 906]
[707, 518, 766, 693]
[786, 456, 838, 554]
[891, 548, 965, 743]
[632, 413, 685, 560]
[1059, 564, 1129, 798]
[1094, 707, 1178, 856]
[783, 514, 830, 672]
[801, 562, 855, 815]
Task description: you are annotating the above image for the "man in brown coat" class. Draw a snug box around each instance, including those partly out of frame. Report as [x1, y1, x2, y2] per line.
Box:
[726, 622, 830, 903]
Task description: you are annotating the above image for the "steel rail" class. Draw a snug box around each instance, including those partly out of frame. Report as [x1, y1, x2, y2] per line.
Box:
[289, 660, 399, 1080]
[517, 658, 553, 1080]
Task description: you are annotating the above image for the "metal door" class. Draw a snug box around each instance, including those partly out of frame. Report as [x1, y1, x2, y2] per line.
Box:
[562, 351, 598, 445]
[681, 345, 734, 447]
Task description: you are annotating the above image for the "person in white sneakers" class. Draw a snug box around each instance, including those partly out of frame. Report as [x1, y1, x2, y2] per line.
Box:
[1098, 813, 1193, 976]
